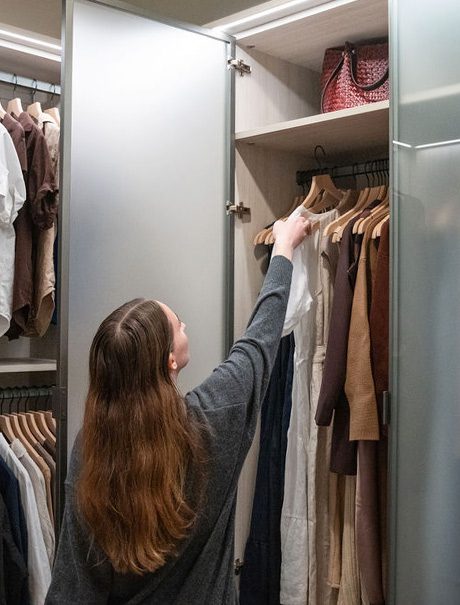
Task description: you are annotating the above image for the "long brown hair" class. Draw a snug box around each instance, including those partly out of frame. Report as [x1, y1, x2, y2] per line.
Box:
[77, 299, 207, 574]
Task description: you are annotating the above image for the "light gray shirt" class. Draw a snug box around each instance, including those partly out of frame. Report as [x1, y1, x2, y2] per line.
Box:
[46, 255, 293, 605]
[0, 433, 52, 605]
[11, 438, 55, 565]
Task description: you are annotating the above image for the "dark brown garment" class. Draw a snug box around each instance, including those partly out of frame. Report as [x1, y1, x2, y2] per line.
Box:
[370, 219, 390, 410]
[0, 114, 27, 173]
[6, 113, 57, 337]
[315, 200, 381, 475]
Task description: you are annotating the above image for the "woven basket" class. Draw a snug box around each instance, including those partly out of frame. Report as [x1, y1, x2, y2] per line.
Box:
[320, 40, 389, 113]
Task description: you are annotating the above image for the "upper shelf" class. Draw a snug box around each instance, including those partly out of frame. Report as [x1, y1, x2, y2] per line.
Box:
[236, 100, 389, 162]
[0, 23, 61, 83]
[234, 0, 388, 72]
[0, 358, 57, 374]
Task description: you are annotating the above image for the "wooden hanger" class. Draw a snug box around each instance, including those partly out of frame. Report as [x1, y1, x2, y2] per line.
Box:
[353, 196, 388, 235]
[13, 413, 37, 447]
[308, 189, 342, 214]
[45, 107, 60, 126]
[372, 213, 390, 239]
[356, 202, 389, 236]
[44, 411, 56, 435]
[27, 101, 43, 121]
[301, 173, 342, 210]
[7, 98, 23, 116]
[254, 195, 304, 246]
[32, 411, 55, 444]
[0, 415, 16, 443]
[332, 184, 384, 243]
[324, 187, 369, 239]
[335, 189, 358, 213]
[25, 412, 47, 443]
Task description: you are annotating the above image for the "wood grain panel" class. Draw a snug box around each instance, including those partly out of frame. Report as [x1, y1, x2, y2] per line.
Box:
[236, 0, 388, 71]
[235, 46, 320, 132]
[236, 101, 389, 165]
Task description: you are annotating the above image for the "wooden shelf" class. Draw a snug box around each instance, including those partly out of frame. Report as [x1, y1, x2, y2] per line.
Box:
[0, 358, 57, 373]
[235, 0, 388, 72]
[236, 101, 389, 162]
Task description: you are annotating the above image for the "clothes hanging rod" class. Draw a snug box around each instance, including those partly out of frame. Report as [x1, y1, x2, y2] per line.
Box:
[296, 157, 389, 187]
[0, 70, 60, 96]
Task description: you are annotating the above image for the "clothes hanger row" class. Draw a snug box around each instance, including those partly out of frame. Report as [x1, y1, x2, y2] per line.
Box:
[0, 387, 56, 452]
[254, 155, 389, 246]
[0, 76, 60, 125]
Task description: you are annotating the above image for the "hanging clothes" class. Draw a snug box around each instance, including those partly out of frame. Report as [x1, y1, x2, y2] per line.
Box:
[0, 434, 51, 605]
[315, 198, 382, 474]
[355, 219, 389, 605]
[6, 112, 57, 339]
[0, 455, 28, 571]
[11, 440, 55, 566]
[0, 123, 26, 337]
[0, 492, 28, 605]
[25, 113, 60, 337]
[280, 205, 338, 605]
[240, 332, 294, 605]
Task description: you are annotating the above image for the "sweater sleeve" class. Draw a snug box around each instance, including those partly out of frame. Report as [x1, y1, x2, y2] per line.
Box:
[45, 443, 112, 605]
[187, 254, 292, 453]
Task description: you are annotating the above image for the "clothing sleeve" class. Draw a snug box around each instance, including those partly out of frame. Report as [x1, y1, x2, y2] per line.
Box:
[45, 446, 112, 605]
[187, 254, 292, 450]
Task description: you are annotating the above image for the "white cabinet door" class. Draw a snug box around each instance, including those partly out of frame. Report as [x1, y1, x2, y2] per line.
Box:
[60, 0, 234, 465]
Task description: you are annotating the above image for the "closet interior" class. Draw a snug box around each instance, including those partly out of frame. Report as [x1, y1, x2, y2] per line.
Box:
[223, 0, 390, 603]
[0, 22, 62, 605]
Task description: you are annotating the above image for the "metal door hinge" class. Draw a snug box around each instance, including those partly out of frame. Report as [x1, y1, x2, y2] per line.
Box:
[228, 58, 251, 76]
[226, 201, 251, 219]
[234, 558, 244, 575]
[382, 391, 391, 426]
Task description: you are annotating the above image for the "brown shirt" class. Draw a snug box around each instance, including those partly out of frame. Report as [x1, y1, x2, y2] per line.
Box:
[7, 113, 57, 336]
[25, 115, 60, 337]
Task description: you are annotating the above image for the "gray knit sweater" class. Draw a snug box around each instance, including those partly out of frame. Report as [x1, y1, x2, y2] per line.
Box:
[45, 255, 293, 605]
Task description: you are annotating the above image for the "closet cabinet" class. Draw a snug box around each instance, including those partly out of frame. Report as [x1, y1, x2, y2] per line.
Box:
[2, 0, 460, 603]
[225, 0, 389, 566]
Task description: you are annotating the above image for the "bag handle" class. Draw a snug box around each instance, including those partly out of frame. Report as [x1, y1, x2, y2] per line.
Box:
[320, 53, 345, 112]
[348, 42, 389, 91]
[320, 42, 389, 111]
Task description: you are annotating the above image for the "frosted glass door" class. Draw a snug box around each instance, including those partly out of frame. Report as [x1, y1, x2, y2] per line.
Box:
[390, 1, 460, 603]
[63, 0, 233, 452]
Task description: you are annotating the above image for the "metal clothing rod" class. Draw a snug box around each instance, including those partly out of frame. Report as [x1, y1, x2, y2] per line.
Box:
[0, 385, 55, 413]
[297, 157, 389, 188]
[0, 70, 61, 96]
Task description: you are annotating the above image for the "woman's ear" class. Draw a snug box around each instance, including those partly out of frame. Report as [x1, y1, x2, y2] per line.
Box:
[168, 353, 178, 371]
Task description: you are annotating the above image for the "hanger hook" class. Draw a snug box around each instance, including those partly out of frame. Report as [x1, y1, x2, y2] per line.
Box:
[31, 79, 38, 103]
[49, 83, 56, 104]
[12, 73, 18, 97]
[314, 145, 327, 172]
[365, 161, 371, 187]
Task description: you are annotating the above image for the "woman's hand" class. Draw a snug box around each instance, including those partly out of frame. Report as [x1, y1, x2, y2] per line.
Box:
[272, 216, 311, 260]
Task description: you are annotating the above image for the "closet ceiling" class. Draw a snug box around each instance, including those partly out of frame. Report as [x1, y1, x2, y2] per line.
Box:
[1, 0, 265, 38]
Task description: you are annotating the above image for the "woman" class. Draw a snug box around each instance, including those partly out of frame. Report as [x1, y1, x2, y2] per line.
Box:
[46, 216, 309, 604]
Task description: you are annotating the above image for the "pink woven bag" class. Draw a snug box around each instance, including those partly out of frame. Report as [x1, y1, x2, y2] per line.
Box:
[320, 40, 389, 113]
